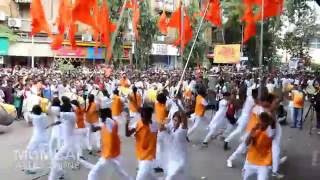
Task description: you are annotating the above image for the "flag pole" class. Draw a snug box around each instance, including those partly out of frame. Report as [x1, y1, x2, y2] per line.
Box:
[31, 35, 35, 68]
[258, 0, 264, 97]
[180, 0, 184, 67]
[107, 0, 129, 63]
[175, 1, 210, 94]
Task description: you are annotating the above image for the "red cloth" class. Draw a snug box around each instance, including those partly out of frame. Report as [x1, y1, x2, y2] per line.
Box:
[242, 3, 257, 42]
[30, 0, 51, 35]
[168, 6, 193, 50]
[255, 0, 284, 20]
[72, 0, 97, 29]
[202, 0, 222, 27]
[157, 11, 168, 35]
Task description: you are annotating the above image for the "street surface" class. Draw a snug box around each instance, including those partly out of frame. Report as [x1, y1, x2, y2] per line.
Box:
[0, 110, 319, 180]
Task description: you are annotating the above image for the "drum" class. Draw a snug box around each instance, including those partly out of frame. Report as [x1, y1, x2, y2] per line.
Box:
[0, 103, 16, 126]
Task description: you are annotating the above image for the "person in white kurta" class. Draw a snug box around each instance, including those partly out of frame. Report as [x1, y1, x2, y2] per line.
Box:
[159, 111, 189, 180]
[48, 98, 78, 180]
[25, 105, 49, 174]
[48, 98, 62, 158]
[224, 88, 258, 149]
[202, 92, 230, 145]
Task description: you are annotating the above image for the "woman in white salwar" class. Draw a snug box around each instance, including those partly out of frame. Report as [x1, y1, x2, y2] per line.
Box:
[202, 92, 231, 146]
[25, 105, 49, 174]
[48, 97, 62, 158]
[159, 111, 189, 180]
[48, 97, 79, 180]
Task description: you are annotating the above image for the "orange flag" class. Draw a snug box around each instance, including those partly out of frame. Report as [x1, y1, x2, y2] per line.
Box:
[72, 0, 97, 29]
[168, 6, 193, 50]
[51, 34, 64, 50]
[69, 23, 77, 49]
[157, 11, 168, 35]
[30, 0, 51, 35]
[242, 4, 256, 42]
[99, 1, 116, 60]
[255, 0, 284, 20]
[202, 0, 222, 27]
[132, 1, 140, 40]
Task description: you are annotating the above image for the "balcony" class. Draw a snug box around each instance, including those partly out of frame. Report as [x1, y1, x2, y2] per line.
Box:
[14, 0, 31, 3]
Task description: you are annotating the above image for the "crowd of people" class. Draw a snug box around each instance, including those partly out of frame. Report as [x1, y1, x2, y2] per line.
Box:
[1, 65, 320, 180]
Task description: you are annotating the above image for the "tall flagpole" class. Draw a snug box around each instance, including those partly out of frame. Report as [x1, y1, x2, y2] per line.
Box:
[258, 0, 264, 97]
[180, 0, 184, 67]
[31, 35, 35, 68]
[175, 0, 210, 94]
[108, 0, 129, 63]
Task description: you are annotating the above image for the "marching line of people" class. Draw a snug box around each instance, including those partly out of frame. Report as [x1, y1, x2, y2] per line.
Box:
[8, 67, 320, 180]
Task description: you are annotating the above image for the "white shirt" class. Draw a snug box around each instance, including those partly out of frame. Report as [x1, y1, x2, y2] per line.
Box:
[242, 96, 255, 115]
[266, 83, 275, 93]
[29, 113, 48, 139]
[99, 96, 111, 109]
[60, 112, 76, 145]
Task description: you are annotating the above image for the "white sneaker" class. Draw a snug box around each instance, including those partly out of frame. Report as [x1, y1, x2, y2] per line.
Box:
[280, 156, 288, 164]
[272, 172, 285, 179]
[227, 159, 233, 168]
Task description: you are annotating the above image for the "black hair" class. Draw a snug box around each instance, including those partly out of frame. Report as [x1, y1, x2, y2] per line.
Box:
[113, 89, 119, 95]
[88, 94, 95, 103]
[31, 105, 42, 115]
[259, 112, 273, 124]
[252, 88, 259, 100]
[102, 90, 110, 98]
[100, 108, 112, 122]
[71, 99, 80, 108]
[141, 106, 153, 124]
[61, 96, 72, 112]
[51, 97, 61, 107]
[197, 87, 207, 97]
[156, 93, 167, 104]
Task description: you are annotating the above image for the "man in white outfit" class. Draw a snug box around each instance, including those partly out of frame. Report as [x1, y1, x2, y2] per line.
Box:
[224, 88, 258, 150]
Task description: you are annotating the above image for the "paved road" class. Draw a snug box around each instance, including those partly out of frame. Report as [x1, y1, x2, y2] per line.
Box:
[0, 110, 320, 180]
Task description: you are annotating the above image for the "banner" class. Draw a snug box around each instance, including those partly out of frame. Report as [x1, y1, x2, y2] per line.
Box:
[214, 44, 240, 64]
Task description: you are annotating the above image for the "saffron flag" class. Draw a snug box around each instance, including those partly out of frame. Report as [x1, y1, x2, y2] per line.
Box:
[255, 0, 284, 20]
[157, 11, 168, 35]
[242, 4, 256, 42]
[72, 0, 97, 29]
[168, 6, 193, 50]
[202, 0, 222, 27]
[30, 0, 51, 35]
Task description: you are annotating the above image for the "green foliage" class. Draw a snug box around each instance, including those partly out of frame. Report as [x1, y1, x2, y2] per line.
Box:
[133, 0, 157, 69]
[281, 0, 316, 61]
[107, 0, 130, 65]
[0, 24, 18, 43]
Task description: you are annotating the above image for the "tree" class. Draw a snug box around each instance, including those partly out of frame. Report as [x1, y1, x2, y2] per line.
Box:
[133, 0, 157, 69]
[281, 0, 317, 65]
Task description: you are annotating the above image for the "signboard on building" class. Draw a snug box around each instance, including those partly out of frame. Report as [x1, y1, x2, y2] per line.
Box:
[213, 44, 241, 64]
[0, 37, 8, 55]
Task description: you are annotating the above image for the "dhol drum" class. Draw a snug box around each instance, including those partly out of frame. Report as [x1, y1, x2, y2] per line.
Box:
[0, 103, 16, 126]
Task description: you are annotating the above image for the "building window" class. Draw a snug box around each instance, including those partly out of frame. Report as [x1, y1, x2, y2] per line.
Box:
[309, 37, 320, 49]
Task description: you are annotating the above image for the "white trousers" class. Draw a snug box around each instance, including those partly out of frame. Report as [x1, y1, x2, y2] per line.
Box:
[228, 133, 249, 162]
[243, 161, 270, 180]
[165, 160, 188, 180]
[48, 143, 77, 180]
[203, 117, 229, 143]
[225, 113, 249, 143]
[85, 122, 100, 151]
[136, 160, 157, 180]
[88, 157, 131, 180]
[187, 115, 206, 136]
[24, 112, 31, 123]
